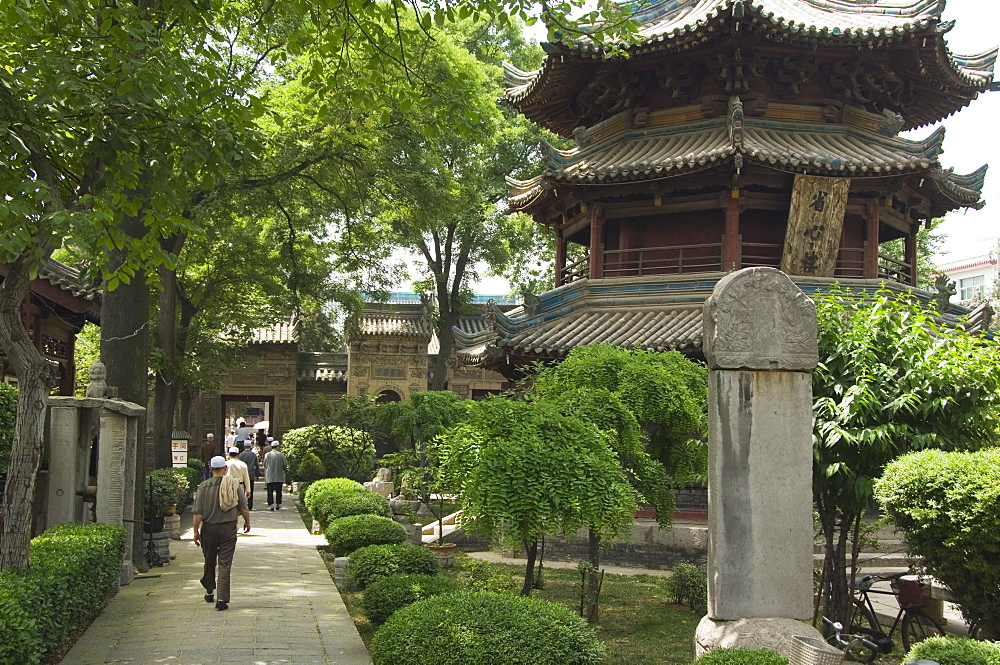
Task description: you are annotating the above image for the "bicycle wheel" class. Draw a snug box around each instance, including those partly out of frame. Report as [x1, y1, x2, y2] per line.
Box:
[849, 598, 883, 635]
[901, 610, 946, 651]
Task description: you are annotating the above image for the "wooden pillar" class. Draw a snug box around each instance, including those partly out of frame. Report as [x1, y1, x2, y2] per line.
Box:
[588, 205, 604, 280]
[905, 228, 918, 287]
[723, 190, 741, 271]
[554, 230, 566, 288]
[620, 219, 638, 275]
[864, 200, 880, 279]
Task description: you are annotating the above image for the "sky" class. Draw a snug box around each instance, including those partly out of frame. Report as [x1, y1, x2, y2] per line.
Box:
[451, 0, 1000, 294]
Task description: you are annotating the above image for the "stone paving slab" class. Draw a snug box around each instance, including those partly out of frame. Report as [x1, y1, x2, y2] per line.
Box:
[60, 499, 371, 665]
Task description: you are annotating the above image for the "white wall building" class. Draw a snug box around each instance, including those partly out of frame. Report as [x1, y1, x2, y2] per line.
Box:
[939, 240, 999, 305]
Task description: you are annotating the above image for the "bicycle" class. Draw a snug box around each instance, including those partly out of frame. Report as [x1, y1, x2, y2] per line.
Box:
[847, 572, 946, 654]
[823, 617, 886, 664]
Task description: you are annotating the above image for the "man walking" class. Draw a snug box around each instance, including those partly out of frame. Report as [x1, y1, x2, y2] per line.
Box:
[264, 439, 288, 511]
[199, 433, 217, 480]
[193, 456, 250, 611]
[238, 441, 260, 510]
[225, 446, 252, 504]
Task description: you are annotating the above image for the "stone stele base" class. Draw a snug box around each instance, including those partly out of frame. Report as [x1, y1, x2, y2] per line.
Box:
[694, 615, 825, 658]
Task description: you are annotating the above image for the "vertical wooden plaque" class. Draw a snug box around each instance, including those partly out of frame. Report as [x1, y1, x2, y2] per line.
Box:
[780, 175, 850, 277]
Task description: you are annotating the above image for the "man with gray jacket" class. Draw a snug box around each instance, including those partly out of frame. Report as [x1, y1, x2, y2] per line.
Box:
[264, 439, 288, 511]
[238, 441, 260, 510]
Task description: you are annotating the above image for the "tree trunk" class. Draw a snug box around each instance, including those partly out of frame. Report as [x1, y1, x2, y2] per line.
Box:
[0, 258, 59, 570]
[583, 528, 602, 624]
[101, 209, 152, 571]
[818, 499, 855, 629]
[152, 260, 181, 470]
[520, 538, 538, 596]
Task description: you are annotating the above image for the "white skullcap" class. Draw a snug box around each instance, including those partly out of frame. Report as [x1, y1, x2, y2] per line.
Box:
[210, 456, 227, 468]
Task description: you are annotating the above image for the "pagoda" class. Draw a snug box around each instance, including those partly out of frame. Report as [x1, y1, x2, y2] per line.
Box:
[458, 0, 996, 375]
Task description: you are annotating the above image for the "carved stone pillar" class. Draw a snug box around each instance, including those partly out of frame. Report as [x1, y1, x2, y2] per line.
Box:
[695, 267, 823, 657]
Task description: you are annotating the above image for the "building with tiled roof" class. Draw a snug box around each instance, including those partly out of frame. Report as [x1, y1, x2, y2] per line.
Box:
[0, 259, 100, 395]
[460, 0, 996, 374]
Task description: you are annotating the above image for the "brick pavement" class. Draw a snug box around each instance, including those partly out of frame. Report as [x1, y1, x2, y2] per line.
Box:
[60, 498, 371, 665]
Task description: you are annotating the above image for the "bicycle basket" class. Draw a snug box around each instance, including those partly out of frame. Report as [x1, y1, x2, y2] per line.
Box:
[891, 578, 929, 608]
[789, 635, 844, 665]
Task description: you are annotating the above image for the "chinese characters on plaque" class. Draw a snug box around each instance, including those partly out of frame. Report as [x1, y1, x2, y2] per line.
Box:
[780, 174, 851, 277]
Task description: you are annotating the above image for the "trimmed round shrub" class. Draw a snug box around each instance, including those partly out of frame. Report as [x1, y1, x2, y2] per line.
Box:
[361, 573, 460, 625]
[905, 635, 1000, 665]
[297, 451, 327, 483]
[324, 514, 407, 556]
[460, 557, 519, 594]
[304, 477, 365, 511]
[348, 544, 439, 589]
[695, 648, 788, 665]
[305, 480, 389, 529]
[370, 591, 607, 665]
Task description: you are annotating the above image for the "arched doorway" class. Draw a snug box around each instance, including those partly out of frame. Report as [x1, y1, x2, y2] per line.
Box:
[375, 389, 401, 404]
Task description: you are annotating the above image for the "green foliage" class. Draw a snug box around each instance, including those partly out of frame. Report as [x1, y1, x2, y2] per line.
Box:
[904, 635, 1000, 665]
[0, 382, 16, 474]
[282, 425, 375, 482]
[324, 514, 407, 557]
[0, 523, 126, 664]
[876, 448, 1000, 638]
[813, 289, 1000, 624]
[360, 573, 461, 625]
[145, 468, 188, 515]
[71, 323, 100, 397]
[666, 562, 707, 613]
[529, 344, 709, 489]
[304, 479, 389, 530]
[175, 466, 200, 500]
[440, 396, 638, 549]
[460, 557, 520, 594]
[348, 544, 440, 589]
[694, 648, 788, 665]
[296, 452, 328, 483]
[369, 591, 607, 665]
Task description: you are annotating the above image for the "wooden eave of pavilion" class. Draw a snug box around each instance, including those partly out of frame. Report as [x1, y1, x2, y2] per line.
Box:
[504, 0, 997, 135]
[454, 273, 992, 375]
[507, 105, 986, 220]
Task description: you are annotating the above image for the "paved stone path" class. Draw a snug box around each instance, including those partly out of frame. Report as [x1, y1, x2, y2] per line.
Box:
[60, 498, 372, 665]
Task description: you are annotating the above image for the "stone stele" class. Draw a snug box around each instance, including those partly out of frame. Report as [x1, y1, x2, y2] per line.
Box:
[696, 267, 824, 656]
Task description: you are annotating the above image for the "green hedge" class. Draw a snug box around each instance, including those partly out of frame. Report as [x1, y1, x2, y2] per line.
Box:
[875, 448, 1000, 637]
[905, 635, 1000, 665]
[361, 573, 460, 625]
[304, 478, 388, 530]
[0, 522, 126, 665]
[370, 591, 607, 665]
[324, 514, 407, 557]
[348, 543, 439, 589]
[694, 648, 788, 665]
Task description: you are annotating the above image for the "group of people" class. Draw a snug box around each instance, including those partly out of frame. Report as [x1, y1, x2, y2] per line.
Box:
[193, 424, 289, 610]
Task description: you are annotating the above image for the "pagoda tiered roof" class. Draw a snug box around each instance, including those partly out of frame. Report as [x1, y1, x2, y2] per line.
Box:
[504, 0, 997, 134]
[508, 103, 987, 216]
[455, 274, 991, 369]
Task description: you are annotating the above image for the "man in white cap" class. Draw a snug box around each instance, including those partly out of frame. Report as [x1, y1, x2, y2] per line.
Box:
[193, 456, 250, 610]
[199, 433, 217, 480]
[238, 441, 260, 510]
[225, 446, 252, 504]
[263, 440, 288, 511]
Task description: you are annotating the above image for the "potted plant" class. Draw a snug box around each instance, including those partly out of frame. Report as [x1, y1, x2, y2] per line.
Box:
[144, 469, 188, 531]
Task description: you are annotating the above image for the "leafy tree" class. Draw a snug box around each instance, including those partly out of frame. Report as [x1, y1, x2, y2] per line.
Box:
[282, 424, 375, 482]
[879, 217, 946, 290]
[876, 449, 1000, 640]
[440, 396, 637, 596]
[526, 344, 706, 621]
[71, 323, 101, 397]
[812, 289, 1000, 627]
[377, 391, 469, 502]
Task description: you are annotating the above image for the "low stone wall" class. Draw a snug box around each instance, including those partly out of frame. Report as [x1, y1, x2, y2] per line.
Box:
[455, 520, 707, 570]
